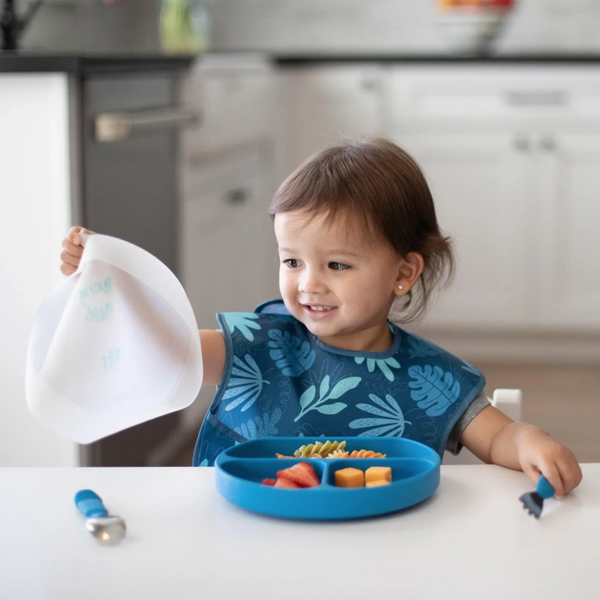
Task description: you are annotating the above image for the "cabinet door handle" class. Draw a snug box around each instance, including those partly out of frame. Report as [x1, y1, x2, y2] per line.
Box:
[539, 136, 556, 152]
[95, 107, 200, 142]
[360, 77, 377, 91]
[514, 135, 531, 152]
[506, 91, 567, 107]
[226, 188, 250, 205]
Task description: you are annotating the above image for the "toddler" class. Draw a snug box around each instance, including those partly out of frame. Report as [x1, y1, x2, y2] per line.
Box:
[60, 138, 582, 498]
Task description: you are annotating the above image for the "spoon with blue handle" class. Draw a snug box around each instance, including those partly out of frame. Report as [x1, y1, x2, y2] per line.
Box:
[74, 489, 126, 546]
[519, 475, 555, 519]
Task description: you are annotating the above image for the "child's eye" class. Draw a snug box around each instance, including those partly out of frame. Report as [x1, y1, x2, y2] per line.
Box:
[283, 259, 300, 268]
[329, 262, 350, 271]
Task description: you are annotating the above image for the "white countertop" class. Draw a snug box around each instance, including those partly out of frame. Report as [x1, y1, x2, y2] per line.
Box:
[1, 464, 598, 600]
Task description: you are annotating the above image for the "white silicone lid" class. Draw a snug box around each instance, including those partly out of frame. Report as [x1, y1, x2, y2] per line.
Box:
[26, 234, 203, 444]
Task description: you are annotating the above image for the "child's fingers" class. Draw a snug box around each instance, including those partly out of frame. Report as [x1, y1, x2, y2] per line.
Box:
[61, 226, 94, 276]
[522, 462, 542, 488]
[60, 262, 77, 276]
[66, 226, 94, 247]
[61, 237, 84, 259]
[539, 462, 565, 499]
[557, 459, 583, 495]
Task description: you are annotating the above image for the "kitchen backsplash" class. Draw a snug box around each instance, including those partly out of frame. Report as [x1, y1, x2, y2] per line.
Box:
[18, 0, 600, 55]
[210, 0, 600, 54]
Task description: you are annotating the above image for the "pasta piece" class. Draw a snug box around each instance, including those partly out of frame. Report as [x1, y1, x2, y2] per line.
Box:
[348, 450, 387, 458]
[275, 453, 294, 459]
[293, 440, 347, 458]
[327, 449, 349, 458]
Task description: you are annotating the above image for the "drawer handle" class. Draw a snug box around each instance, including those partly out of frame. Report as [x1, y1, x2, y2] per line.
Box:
[514, 135, 530, 152]
[360, 77, 378, 91]
[539, 136, 556, 152]
[95, 107, 200, 142]
[506, 91, 567, 107]
[226, 188, 250, 205]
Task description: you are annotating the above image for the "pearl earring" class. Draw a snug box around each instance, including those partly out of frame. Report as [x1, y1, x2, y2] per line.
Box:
[398, 285, 403, 291]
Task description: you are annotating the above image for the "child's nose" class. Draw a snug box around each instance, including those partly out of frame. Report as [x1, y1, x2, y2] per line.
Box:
[298, 269, 327, 295]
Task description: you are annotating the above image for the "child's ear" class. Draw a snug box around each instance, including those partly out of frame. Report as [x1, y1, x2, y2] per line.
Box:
[395, 252, 424, 295]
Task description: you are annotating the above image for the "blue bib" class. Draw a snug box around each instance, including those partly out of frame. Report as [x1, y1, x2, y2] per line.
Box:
[193, 300, 485, 466]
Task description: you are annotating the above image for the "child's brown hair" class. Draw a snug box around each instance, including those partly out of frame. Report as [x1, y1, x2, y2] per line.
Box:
[268, 137, 454, 324]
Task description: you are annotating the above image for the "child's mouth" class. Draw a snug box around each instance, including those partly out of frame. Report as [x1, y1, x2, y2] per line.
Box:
[302, 304, 337, 319]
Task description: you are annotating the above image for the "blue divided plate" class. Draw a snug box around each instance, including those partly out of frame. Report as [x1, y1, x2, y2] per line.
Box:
[215, 437, 440, 520]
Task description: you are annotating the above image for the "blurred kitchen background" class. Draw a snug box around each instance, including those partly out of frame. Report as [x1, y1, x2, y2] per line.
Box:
[1, 0, 599, 468]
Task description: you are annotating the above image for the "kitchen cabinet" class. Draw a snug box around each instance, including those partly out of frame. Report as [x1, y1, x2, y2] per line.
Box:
[178, 56, 280, 437]
[280, 63, 600, 352]
[386, 66, 600, 336]
[180, 148, 278, 328]
[392, 132, 530, 329]
[179, 54, 279, 327]
[534, 132, 600, 329]
[181, 54, 276, 160]
[279, 64, 383, 179]
[392, 130, 600, 333]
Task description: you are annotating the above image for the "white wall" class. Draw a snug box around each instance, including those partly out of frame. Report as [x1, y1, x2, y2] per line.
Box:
[0, 74, 78, 466]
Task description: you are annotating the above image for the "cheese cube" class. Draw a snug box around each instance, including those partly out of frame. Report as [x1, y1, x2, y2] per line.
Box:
[366, 479, 391, 488]
[334, 467, 364, 488]
[365, 466, 392, 484]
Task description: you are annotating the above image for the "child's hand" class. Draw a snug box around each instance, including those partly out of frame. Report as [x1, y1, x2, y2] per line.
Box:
[517, 427, 583, 499]
[60, 226, 94, 276]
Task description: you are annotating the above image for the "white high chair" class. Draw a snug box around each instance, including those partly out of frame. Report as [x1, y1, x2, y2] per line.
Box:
[443, 389, 523, 465]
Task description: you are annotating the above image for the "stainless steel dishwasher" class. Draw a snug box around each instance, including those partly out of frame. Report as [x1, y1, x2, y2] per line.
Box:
[78, 65, 199, 467]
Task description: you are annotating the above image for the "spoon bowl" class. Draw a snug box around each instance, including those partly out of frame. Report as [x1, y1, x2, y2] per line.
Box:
[85, 516, 127, 546]
[75, 489, 127, 546]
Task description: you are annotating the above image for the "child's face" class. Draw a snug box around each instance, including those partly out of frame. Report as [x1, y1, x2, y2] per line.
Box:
[274, 210, 405, 352]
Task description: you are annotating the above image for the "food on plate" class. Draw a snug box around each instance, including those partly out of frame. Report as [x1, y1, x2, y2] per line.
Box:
[277, 462, 320, 487]
[334, 467, 365, 488]
[274, 477, 300, 489]
[365, 466, 392, 485]
[293, 440, 346, 458]
[285, 440, 386, 459]
[260, 462, 321, 488]
[366, 480, 391, 488]
[327, 449, 349, 458]
[348, 450, 387, 458]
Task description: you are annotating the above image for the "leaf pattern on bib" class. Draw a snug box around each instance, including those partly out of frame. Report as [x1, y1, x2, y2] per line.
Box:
[223, 354, 269, 412]
[354, 356, 401, 381]
[268, 328, 316, 376]
[234, 407, 282, 439]
[407, 336, 439, 359]
[408, 364, 460, 416]
[349, 393, 411, 437]
[223, 313, 261, 341]
[294, 373, 361, 422]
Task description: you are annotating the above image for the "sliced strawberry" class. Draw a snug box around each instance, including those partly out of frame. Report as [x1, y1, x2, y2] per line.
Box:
[274, 477, 300, 489]
[277, 462, 320, 488]
[262, 478, 277, 486]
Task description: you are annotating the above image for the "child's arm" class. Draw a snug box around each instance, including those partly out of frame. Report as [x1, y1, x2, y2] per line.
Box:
[60, 227, 227, 386]
[460, 405, 583, 499]
[199, 330, 226, 384]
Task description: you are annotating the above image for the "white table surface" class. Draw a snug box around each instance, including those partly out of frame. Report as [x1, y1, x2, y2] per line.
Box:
[1, 464, 598, 600]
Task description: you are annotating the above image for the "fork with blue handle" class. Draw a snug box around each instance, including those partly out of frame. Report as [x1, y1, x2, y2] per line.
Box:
[519, 475, 555, 519]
